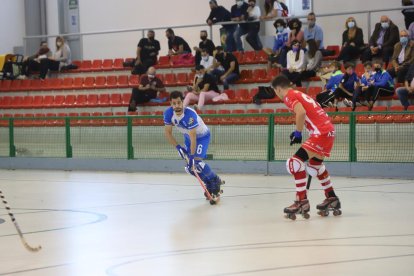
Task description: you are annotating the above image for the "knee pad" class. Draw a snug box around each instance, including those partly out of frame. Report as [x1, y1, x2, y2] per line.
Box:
[286, 157, 306, 175]
[306, 163, 326, 177]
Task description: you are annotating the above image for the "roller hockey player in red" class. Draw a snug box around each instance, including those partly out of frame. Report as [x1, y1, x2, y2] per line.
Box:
[271, 75, 342, 220]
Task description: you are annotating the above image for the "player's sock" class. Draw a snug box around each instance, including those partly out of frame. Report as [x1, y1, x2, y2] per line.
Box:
[309, 158, 337, 198]
[287, 155, 307, 200]
[194, 161, 221, 194]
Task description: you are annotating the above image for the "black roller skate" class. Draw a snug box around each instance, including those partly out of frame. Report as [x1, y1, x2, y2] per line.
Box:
[204, 177, 224, 205]
[316, 197, 342, 217]
[284, 199, 310, 220]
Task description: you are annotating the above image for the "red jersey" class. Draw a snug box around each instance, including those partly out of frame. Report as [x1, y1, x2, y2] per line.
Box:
[284, 89, 334, 135]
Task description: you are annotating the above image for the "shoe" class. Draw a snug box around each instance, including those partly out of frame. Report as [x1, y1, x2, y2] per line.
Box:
[343, 98, 352, 107]
[16, 75, 27, 80]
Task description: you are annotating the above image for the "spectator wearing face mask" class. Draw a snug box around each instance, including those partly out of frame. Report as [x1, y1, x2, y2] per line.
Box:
[207, 0, 237, 52]
[263, 18, 289, 71]
[126, 30, 160, 75]
[352, 61, 375, 110]
[234, 0, 263, 52]
[332, 63, 360, 109]
[211, 46, 240, 90]
[183, 65, 223, 110]
[128, 67, 165, 112]
[388, 30, 414, 83]
[361, 15, 400, 66]
[299, 39, 323, 84]
[18, 41, 51, 79]
[261, 0, 288, 19]
[231, 0, 249, 51]
[199, 48, 215, 72]
[337, 17, 364, 63]
[166, 28, 191, 56]
[303, 13, 327, 55]
[281, 40, 305, 87]
[364, 61, 395, 110]
[39, 36, 71, 79]
[193, 30, 215, 67]
[287, 18, 304, 50]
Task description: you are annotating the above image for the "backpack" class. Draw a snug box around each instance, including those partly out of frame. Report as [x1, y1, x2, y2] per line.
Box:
[253, 86, 276, 104]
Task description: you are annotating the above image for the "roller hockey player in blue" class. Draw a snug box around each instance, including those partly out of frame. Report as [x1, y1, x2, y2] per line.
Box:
[164, 91, 223, 203]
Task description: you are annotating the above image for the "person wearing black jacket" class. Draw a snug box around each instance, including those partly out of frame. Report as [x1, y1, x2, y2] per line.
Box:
[396, 63, 414, 109]
[337, 17, 364, 62]
[361, 15, 399, 66]
[207, 0, 236, 52]
[193, 30, 215, 67]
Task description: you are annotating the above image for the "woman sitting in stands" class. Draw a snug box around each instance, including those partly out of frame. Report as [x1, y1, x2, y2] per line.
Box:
[39, 36, 71, 79]
[337, 17, 364, 63]
[299, 39, 323, 86]
[281, 40, 305, 87]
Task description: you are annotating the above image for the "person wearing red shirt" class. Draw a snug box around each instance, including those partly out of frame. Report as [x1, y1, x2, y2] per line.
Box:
[271, 75, 342, 220]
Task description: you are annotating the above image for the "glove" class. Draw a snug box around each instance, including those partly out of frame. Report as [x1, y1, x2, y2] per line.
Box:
[290, 130, 302, 146]
[187, 154, 195, 172]
[176, 145, 188, 160]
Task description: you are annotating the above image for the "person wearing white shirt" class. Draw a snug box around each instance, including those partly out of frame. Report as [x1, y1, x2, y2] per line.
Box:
[199, 48, 215, 72]
[281, 40, 305, 87]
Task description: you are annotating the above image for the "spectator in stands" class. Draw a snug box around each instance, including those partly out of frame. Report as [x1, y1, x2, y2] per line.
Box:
[166, 28, 191, 56]
[207, 0, 237, 52]
[337, 17, 365, 63]
[183, 65, 223, 110]
[231, 0, 249, 51]
[200, 48, 215, 72]
[409, 21, 414, 41]
[19, 41, 51, 79]
[364, 61, 395, 110]
[299, 39, 323, 84]
[234, 0, 263, 52]
[352, 61, 374, 110]
[402, 0, 414, 29]
[316, 61, 344, 107]
[127, 30, 161, 75]
[280, 18, 304, 69]
[361, 16, 400, 66]
[211, 46, 240, 90]
[303, 13, 328, 55]
[261, 0, 288, 19]
[333, 63, 360, 109]
[193, 30, 215, 67]
[388, 30, 414, 83]
[396, 63, 414, 109]
[39, 36, 71, 79]
[281, 40, 305, 87]
[128, 66, 165, 112]
[263, 18, 289, 70]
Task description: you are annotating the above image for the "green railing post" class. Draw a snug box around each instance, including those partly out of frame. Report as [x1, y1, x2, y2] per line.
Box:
[267, 114, 275, 161]
[349, 112, 357, 162]
[127, 117, 134, 159]
[8, 118, 15, 157]
[65, 117, 73, 158]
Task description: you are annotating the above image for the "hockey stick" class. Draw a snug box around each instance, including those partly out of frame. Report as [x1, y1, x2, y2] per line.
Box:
[182, 154, 214, 202]
[0, 189, 42, 252]
[306, 175, 312, 190]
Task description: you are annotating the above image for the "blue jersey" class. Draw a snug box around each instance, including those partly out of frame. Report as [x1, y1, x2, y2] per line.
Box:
[326, 70, 344, 91]
[273, 29, 289, 52]
[373, 70, 394, 88]
[360, 72, 374, 86]
[340, 72, 359, 92]
[164, 107, 210, 139]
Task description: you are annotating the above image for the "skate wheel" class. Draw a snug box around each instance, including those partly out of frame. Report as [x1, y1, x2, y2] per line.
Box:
[303, 213, 310, 219]
[333, 209, 342, 216]
[284, 213, 296, 220]
[209, 200, 216, 205]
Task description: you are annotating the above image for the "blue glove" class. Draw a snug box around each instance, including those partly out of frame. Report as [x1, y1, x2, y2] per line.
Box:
[290, 130, 302, 146]
[176, 145, 188, 160]
[187, 154, 195, 172]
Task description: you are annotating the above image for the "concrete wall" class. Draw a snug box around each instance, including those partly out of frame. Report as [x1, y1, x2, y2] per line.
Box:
[0, 0, 25, 54]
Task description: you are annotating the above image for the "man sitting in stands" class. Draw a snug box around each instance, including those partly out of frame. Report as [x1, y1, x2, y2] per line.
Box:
[211, 46, 240, 90]
[166, 28, 193, 66]
[388, 29, 414, 83]
[19, 41, 51, 79]
[124, 30, 160, 75]
[128, 66, 165, 112]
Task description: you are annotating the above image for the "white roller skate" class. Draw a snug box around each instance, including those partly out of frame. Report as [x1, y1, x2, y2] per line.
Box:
[316, 197, 342, 217]
[284, 199, 310, 220]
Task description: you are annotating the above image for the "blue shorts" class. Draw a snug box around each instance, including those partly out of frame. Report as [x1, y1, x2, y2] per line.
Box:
[184, 133, 210, 159]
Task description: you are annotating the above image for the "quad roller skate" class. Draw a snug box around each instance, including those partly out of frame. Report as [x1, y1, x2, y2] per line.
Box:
[284, 199, 310, 220]
[204, 178, 224, 205]
[316, 197, 342, 217]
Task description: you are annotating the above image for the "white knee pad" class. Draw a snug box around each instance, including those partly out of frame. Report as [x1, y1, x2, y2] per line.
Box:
[306, 163, 326, 177]
[286, 157, 305, 175]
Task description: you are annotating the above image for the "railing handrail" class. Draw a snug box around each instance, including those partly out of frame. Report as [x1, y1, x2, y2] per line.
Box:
[22, 5, 414, 40]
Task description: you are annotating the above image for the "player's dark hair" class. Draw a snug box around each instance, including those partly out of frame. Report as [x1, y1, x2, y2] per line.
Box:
[271, 75, 291, 89]
[363, 61, 373, 68]
[344, 62, 354, 69]
[273, 18, 287, 29]
[169, 91, 184, 101]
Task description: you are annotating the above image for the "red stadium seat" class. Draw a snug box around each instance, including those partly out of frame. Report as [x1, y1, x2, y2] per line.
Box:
[98, 94, 110, 107]
[83, 77, 95, 89]
[102, 59, 113, 71]
[176, 73, 188, 85]
[20, 96, 34, 108]
[255, 50, 268, 64]
[91, 59, 103, 71]
[113, 58, 124, 70]
[80, 60, 92, 72]
[95, 76, 107, 89]
[234, 89, 250, 103]
[64, 95, 76, 107]
[323, 45, 340, 61]
[156, 56, 170, 69]
[62, 77, 74, 90]
[10, 96, 24, 109]
[106, 75, 118, 89]
[122, 93, 131, 105]
[87, 94, 99, 107]
[74, 94, 87, 107]
[129, 75, 140, 87]
[73, 77, 84, 89]
[110, 94, 122, 107]
[241, 51, 256, 64]
[307, 86, 323, 99]
[117, 75, 129, 88]
[163, 73, 177, 86]
[43, 95, 54, 108]
[33, 95, 43, 108]
[0, 80, 12, 92]
[252, 69, 270, 83]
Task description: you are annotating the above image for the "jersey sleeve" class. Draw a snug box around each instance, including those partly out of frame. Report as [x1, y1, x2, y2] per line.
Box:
[163, 108, 173, 125]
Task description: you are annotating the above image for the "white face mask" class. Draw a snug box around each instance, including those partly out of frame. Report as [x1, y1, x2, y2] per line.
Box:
[202, 56, 209, 61]
[236, 1, 243, 7]
[196, 74, 204, 79]
[148, 74, 155, 79]
[347, 21, 355, 28]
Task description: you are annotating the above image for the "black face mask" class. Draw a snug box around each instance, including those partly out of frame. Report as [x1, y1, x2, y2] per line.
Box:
[216, 53, 224, 60]
[200, 36, 207, 41]
[375, 67, 381, 73]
